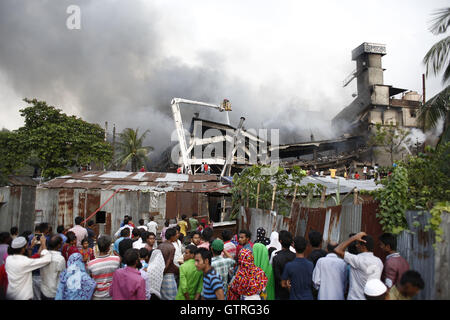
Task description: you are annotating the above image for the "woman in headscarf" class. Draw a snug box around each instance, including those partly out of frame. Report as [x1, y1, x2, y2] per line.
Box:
[55, 253, 96, 300]
[252, 243, 275, 300]
[266, 231, 281, 262]
[227, 249, 267, 300]
[146, 249, 165, 300]
[255, 228, 270, 246]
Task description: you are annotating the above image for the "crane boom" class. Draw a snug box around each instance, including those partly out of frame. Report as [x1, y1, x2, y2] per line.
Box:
[171, 97, 232, 175]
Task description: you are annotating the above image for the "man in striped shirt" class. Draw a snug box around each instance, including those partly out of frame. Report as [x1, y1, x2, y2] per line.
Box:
[87, 235, 120, 300]
[195, 248, 224, 300]
[211, 239, 235, 296]
[221, 230, 237, 259]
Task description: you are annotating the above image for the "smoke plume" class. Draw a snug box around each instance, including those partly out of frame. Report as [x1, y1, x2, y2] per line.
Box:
[0, 0, 343, 164]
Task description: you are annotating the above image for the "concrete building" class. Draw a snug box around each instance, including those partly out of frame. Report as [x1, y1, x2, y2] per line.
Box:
[333, 42, 423, 166]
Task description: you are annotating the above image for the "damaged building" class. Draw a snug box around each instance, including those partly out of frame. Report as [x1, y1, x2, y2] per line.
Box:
[162, 42, 425, 174]
[333, 42, 424, 166]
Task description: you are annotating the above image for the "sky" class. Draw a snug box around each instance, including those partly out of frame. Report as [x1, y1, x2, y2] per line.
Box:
[0, 0, 448, 156]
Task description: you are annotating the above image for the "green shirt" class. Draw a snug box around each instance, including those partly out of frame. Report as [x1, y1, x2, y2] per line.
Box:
[189, 218, 199, 232]
[175, 258, 203, 300]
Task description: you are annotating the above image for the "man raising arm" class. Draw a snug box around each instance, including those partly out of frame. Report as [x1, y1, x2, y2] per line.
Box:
[334, 232, 367, 258]
[334, 232, 384, 300]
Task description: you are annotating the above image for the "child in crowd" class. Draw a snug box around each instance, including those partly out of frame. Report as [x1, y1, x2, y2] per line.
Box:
[79, 238, 95, 264]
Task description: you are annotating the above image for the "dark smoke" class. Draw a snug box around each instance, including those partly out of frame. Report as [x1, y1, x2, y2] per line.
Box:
[0, 0, 344, 164]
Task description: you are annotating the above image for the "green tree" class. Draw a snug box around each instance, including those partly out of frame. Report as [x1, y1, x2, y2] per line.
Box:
[369, 123, 411, 166]
[230, 164, 318, 219]
[374, 165, 409, 235]
[403, 142, 450, 210]
[0, 129, 30, 185]
[17, 98, 113, 179]
[116, 128, 154, 172]
[420, 7, 450, 144]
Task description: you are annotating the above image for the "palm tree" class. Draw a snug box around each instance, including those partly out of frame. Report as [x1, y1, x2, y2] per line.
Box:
[419, 7, 450, 144]
[116, 128, 154, 172]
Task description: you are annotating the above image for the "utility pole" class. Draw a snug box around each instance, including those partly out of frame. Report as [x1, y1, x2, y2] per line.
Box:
[112, 124, 116, 170]
[104, 121, 108, 171]
[422, 73, 426, 106]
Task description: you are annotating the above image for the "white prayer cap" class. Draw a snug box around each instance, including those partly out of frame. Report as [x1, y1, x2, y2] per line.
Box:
[11, 236, 27, 249]
[364, 279, 387, 296]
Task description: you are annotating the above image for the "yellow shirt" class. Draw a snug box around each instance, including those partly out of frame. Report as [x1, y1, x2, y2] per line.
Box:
[178, 220, 188, 236]
[388, 285, 411, 300]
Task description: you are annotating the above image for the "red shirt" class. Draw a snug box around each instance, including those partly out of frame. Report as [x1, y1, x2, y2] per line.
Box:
[0, 264, 7, 296]
[235, 241, 254, 259]
[382, 253, 410, 288]
[62, 244, 79, 262]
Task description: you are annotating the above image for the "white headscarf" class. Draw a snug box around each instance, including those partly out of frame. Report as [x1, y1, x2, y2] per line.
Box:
[267, 231, 296, 264]
[146, 249, 165, 299]
[266, 231, 281, 251]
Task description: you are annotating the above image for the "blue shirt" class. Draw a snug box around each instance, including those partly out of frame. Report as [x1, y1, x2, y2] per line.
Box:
[281, 257, 314, 300]
[202, 269, 223, 300]
[58, 233, 68, 251]
[114, 237, 125, 255]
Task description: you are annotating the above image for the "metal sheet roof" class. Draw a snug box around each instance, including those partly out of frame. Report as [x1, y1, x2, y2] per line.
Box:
[7, 176, 39, 187]
[39, 171, 230, 193]
[298, 176, 382, 195]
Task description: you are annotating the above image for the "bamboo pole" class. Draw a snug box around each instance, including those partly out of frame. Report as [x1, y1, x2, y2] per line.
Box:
[291, 184, 298, 207]
[246, 189, 249, 208]
[290, 184, 298, 216]
[221, 196, 226, 222]
[256, 183, 260, 209]
[271, 184, 277, 212]
[320, 186, 327, 207]
[353, 188, 359, 205]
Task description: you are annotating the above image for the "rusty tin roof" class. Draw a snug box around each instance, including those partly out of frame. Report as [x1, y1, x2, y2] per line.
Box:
[39, 171, 231, 194]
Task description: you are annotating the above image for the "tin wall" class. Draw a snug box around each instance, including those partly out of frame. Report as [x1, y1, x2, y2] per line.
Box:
[240, 203, 450, 300]
[434, 211, 450, 300]
[165, 191, 209, 220]
[397, 211, 436, 300]
[35, 188, 167, 239]
[0, 186, 36, 234]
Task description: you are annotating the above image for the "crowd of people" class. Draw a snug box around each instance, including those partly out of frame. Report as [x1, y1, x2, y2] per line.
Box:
[0, 214, 425, 300]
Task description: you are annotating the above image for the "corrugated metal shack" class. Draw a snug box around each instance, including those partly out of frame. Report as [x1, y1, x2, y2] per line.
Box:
[36, 171, 232, 238]
[0, 176, 38, 234]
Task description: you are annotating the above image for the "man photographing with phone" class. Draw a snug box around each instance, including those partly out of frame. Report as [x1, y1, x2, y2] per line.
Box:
[5, 235, 52, 300]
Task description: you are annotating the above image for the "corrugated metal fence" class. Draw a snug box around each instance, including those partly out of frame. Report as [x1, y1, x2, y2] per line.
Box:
[397, 211, 435, 300]
[240, 203, 450, 300]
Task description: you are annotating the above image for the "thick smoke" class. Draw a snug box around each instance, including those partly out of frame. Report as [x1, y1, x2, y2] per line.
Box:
[0, 0, 341, 164]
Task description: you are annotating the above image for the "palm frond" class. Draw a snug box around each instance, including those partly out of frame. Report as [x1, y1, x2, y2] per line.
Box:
[428, 7, 450, 35]
[119, 153, 134, 167]
[417, 85, 450, 130]
[423, 36, 450, 83]
[115, 127, 153, 170]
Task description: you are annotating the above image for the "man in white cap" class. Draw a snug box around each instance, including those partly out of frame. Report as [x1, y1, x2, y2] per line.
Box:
[5, 235, 51, 300]
[364, 278, 388, 300]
